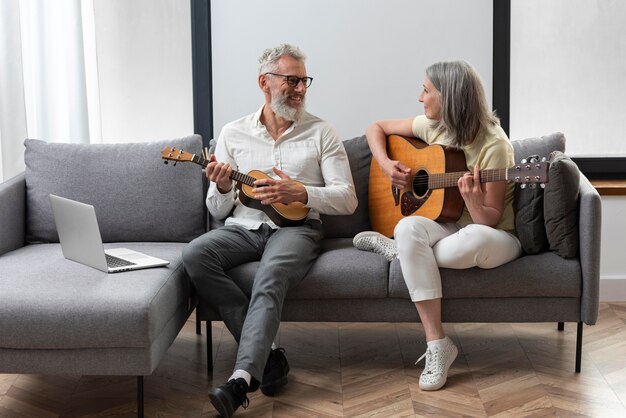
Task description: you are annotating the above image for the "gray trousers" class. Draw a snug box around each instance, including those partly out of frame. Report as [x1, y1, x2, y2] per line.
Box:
[182, 220, 323, 380]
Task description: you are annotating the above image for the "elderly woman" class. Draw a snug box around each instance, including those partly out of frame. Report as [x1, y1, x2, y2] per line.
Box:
[355, 60, 521, 391]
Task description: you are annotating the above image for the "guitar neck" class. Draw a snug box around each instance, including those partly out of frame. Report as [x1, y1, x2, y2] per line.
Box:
[189, 154, 256, 187]
[428, 168, 508, 189]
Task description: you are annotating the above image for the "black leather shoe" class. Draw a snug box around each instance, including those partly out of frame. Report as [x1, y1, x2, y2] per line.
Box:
[249, 377, 260, 392]
[208, 378, 250, 418]
[261, 347, 290, 396]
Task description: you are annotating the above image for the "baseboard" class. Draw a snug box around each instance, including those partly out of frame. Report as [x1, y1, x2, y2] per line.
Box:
[600, 276, 626, 302]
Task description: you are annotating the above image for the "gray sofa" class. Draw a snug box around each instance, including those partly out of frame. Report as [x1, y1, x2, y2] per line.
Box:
[0, 132, 601, 417]
[196, 132, 602, 375]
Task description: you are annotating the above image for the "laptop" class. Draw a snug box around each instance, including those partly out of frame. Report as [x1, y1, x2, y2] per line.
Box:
[49, 194, 170, 273]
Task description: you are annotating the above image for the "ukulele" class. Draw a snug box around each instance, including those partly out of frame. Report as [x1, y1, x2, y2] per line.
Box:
[161, 147, 309, 227]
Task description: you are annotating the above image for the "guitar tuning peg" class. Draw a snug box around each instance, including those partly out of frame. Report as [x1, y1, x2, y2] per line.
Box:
[541, 157, 547, 162]
[520, 184, 527, 189]
[173, 161, 177, 166]
[529, 184, 537, 189]
[520, 158, 527, 164]
[540, 183, 546, 189]
[163, 160, 168, 165]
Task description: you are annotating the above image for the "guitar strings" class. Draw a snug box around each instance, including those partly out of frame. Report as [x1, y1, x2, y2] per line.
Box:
[411, 168, 508, 188]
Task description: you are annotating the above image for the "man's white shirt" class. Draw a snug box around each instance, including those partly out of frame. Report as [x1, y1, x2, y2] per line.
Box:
[207, 106, 357, 229]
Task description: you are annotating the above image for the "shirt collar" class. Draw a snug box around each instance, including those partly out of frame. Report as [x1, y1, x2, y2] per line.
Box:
[253, 105, 265, 127]
[254, 104, 304, 130]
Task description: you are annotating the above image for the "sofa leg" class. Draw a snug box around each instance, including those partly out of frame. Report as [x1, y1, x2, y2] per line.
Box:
[557, 322, 564, 331]
[195, 309, 201, 335]
[206, 320, 213, 375]
[575, 321, 583, 373]
[137, 376, 144, 418]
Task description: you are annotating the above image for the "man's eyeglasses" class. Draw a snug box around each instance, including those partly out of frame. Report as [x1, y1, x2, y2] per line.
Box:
[265, 73, 313, 88]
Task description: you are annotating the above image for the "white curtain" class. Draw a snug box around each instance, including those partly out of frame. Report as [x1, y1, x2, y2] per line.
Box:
[0, 0, 29, 183]
[0, 0, 99, 183]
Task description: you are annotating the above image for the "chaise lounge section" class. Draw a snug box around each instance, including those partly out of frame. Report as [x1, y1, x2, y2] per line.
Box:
[0, 135, 206, 417]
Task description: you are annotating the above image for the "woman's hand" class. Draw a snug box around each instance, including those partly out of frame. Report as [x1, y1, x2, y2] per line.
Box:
[381, 159, 412, 190]
[458, 164, 485, 208]
[458, 164, 505, 227]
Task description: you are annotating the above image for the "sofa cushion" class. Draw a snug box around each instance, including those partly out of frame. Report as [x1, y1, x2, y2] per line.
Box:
[24, 136, 205, 243]
[225, 239, 388, 299]
[544, 151, 580, 258]
[511, 133, 565, 254]
[321, 135, 372, 238]
[0, 242, 190, 350]
[388, 251, 581, 299]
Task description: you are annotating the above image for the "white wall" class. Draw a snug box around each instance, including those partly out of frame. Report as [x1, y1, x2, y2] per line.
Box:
[93, 0, 193, 142]
[510, 0, 626, 156]
[211, 0, 493, 142]
[599, 196, 626, 301]
[510, 0, 626, 300]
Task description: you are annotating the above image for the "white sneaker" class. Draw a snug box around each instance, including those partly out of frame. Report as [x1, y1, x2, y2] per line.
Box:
[353, 231, 398, 261]
[415, 337, 458, 391]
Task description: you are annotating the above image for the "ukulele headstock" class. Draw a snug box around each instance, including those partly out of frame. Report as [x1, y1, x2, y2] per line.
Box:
[161, 147, 194, 165]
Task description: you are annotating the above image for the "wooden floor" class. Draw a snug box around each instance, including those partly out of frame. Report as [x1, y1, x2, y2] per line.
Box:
[2, 302, 626, 417]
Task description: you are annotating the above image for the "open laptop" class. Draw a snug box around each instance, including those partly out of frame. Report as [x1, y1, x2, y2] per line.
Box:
[49, 194, 170, 273]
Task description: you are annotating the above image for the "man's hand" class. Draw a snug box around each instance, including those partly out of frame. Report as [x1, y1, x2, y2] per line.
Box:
[252, 167, 308, 205]
[205, 154, 232, 193]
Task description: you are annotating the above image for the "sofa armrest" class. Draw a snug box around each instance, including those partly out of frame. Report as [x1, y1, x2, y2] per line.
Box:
[577, 172, 602, 325]
[0, 172, 26, 255]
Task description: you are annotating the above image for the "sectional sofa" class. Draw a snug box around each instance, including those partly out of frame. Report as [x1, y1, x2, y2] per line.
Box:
[0, 132, 601, 417]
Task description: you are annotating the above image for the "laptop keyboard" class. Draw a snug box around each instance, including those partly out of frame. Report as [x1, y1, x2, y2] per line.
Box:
[105, 253, 136, 268]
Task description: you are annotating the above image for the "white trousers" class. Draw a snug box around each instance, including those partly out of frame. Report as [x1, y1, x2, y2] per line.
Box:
[394, 216, 522, 302]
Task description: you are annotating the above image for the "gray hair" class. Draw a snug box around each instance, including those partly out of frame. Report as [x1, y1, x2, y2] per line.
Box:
[426, 60, 500, 147]
[258, 44, 306, 74]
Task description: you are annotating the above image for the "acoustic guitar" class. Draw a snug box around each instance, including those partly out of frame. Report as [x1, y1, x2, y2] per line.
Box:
[369, 135, 549, 237]
[161, 147, 310, 227]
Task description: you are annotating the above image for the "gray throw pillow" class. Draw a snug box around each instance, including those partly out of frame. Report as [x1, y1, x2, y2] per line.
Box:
[514, 181, 548, 254]
[24, 136, 206, 243]
[320, 135, 372, 238]
[543, 151, 580, 258]
[511, 133, 565, 254]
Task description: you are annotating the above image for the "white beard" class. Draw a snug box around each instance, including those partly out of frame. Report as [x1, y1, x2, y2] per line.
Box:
[270, 91, 305, 122]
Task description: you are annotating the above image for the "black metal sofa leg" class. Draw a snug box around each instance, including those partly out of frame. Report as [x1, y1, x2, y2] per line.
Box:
[557, 322, 583, 372]
[576, 321, 583, 373]
[137, 376, 144, 418]
[196, 309, 201, 335]
[206, 320, 213, 375]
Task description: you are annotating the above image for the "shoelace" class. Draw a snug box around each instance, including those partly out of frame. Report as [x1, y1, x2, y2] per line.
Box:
[415, 348, 441, 375]
[415, 349, 429, 366]
[230, 380, 250, 409]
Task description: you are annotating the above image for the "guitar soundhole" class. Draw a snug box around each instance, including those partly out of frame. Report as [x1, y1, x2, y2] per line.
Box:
[412, 170, 429, 197]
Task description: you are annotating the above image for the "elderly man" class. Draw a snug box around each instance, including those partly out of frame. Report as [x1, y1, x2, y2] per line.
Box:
[182, 43, 357, 417]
